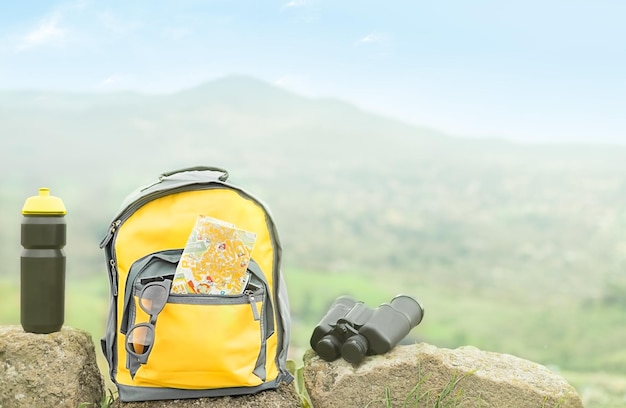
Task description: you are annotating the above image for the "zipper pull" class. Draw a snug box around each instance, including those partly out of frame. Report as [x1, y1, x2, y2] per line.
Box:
[99, 219, 121, 248]
[247, 292, 260, 321]
[110, 259, 118, 296]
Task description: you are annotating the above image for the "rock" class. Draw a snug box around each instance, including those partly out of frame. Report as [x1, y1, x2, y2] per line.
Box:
[1, 323, 584, 408]
[110, 384, 301, 407]
[303, 343, 584, 408]
[0, 325, 104, 408]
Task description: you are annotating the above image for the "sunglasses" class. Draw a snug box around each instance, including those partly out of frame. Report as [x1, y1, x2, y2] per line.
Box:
[126, 279, 172, 364]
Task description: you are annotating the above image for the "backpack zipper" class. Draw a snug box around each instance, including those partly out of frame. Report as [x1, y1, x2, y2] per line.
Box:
[245, 290, 261, 321]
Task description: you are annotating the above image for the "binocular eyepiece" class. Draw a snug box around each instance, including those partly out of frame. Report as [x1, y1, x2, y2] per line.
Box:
[310, 294, 424, 364]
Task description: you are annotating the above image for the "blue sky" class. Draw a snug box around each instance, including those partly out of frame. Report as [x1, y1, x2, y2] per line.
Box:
[1, 0, 625, 144]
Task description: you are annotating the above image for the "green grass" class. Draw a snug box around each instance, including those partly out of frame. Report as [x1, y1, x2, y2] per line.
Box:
[384, 366, 478, 408]
[78, 389, 115, 408]
[287, 360, 313, 408]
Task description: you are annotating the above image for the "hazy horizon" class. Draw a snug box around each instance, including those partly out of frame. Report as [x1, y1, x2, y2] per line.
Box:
[1, 1, 625, 146]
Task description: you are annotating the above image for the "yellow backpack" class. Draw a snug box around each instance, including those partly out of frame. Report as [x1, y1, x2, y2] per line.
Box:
[100, 166, 293, 402]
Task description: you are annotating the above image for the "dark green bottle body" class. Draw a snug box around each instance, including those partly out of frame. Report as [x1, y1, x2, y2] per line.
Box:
[20, 215, 66, 334]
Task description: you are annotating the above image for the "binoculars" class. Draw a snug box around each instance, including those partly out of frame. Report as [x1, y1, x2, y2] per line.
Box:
[310, 294, 424, 364]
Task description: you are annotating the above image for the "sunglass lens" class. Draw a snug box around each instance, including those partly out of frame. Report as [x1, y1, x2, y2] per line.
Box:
[140, 284, 169, 314]
[128, 325, 154, 355]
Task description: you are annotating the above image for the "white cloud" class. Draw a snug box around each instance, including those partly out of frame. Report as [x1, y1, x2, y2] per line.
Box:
[98, 74, 133, 90]
[101, 76, 118, 86]
[17, 15, 67, 51]
[274, 75, 300, 88]
[273, 74, 313, 95]
[356, 32, 390, 46]
[283, 0, 308, 8]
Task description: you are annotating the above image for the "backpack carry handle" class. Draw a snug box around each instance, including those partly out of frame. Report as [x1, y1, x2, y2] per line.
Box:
[160, 166, 229, 182]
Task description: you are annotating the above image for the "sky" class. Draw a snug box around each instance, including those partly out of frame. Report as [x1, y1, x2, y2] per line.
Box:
[1, 0, 625, 145]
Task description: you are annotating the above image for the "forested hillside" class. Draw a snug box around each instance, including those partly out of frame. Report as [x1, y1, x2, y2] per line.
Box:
[2, 75, 624, 301]
[2, 76, 626, 405]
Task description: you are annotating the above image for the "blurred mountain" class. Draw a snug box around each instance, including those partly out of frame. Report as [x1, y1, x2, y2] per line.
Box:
[1, 75, 625, 303]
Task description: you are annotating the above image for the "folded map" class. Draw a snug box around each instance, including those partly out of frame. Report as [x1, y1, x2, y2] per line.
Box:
[171, 215, 256, 295]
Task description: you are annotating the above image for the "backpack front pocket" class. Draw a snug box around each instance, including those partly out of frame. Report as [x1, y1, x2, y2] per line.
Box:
[122, 250, 271, 389]
[129, 293, 267, 389]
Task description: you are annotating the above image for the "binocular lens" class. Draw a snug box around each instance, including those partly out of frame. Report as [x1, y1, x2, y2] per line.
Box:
[315, 335, 343, 362]
[390, 295, 424, 327]
[341, 334, 368, 364]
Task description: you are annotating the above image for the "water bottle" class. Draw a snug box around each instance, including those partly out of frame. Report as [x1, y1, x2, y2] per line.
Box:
[20, 188, 67, 334]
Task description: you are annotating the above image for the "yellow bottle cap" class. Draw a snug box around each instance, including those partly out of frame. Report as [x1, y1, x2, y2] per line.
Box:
[22, 188, 67, 215]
